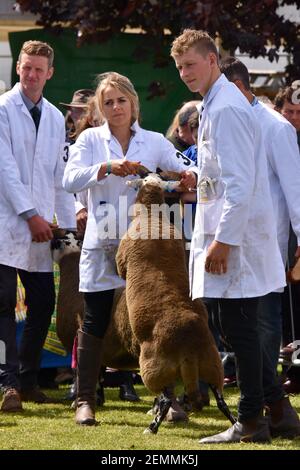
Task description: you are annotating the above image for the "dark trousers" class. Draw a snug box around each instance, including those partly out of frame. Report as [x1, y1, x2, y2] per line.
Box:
[82, 290, 115, 339]
[0, 264, 55, 391]
[204, 297, 263, 422]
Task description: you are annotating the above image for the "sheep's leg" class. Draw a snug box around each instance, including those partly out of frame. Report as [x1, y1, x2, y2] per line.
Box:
[144, 390, 172, 434]
[209, 384, 237, 424]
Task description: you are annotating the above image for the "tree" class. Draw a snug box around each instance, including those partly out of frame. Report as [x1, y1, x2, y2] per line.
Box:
[16, 0, 300, 81]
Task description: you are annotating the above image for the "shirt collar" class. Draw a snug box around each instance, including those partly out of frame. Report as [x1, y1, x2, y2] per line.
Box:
[19, 86, 43, 112]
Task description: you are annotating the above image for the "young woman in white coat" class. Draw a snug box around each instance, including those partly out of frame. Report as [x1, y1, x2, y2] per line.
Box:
[63, 71, 196, 425]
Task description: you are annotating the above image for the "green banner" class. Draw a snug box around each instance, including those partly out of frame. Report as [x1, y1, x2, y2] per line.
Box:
[9, 28, 194, 133]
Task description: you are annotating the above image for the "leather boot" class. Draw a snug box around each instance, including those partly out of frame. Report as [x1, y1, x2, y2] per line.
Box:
[119, 372, 140, 402]
[75, 330, 103, 426]
[267, 396, 300, 438]
[199, 414, 271, 444]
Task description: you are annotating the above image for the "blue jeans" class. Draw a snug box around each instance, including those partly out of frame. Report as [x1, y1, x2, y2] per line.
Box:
[258, 293, 284, 405]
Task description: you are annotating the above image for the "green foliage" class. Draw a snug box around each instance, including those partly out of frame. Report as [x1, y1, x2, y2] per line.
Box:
[0, 386, 300, 450]
[15, 0, 300, 81]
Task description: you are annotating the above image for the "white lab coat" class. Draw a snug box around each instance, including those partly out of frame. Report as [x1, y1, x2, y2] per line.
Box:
[189, 75, 286, 299]
[0, 83, 76, 271]
[254, 102, 300, 266]
[63, 120, 195, 291]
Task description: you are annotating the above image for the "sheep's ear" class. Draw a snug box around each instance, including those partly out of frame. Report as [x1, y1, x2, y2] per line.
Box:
[52, 228, 67, 239]
[158, 170, 182, 181]
[136, 164, 151, 178]
[126, 179, 143, 190]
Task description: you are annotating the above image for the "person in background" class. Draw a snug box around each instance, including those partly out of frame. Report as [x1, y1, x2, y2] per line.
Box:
[274, 83, 300, 395]
[166, 100, 201, 152]
[60, 89, 95, 144]
[0, 40, 76, 412]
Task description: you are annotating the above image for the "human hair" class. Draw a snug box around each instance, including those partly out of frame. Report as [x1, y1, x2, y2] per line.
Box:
[187, 110, 199, 131]
[170, 29, 218, 62]
[18, 40, 54, 68]
[96, 72, 140, 123]
[220, 57, 251, 90]
[274, 85, 298, 111]
[72, 96, 104, 140]
[166, 100, 201, 138]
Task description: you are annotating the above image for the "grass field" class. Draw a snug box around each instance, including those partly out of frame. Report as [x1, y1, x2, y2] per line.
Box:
[1, 385, 300, 450]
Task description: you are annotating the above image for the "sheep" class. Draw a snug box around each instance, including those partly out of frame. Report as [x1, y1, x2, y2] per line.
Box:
[116, 173, 236, 433]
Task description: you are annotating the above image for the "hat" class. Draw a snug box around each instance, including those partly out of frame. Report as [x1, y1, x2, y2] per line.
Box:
[60, 89, 94, 109]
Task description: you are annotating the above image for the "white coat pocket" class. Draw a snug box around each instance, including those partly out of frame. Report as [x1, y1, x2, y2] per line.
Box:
[197, 140, 225, 235]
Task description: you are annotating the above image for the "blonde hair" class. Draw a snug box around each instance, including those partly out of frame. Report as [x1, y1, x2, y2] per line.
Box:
[96, 72, 140, 123]
[170, 29, 218, 62]
[18, 40, 54, 68]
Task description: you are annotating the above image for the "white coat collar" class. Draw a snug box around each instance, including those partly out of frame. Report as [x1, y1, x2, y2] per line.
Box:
[10, 82, 50, 116]
[99, 120, 144, 142]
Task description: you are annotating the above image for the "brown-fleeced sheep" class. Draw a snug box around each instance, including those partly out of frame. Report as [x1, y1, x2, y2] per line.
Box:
[115, 174, 235, 432]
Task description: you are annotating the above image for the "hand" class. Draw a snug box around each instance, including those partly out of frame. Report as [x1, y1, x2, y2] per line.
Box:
[205, 240, 231, 275]
[27, 215, 54, 243]
[179, 170, 197, 191]
[295, 246, 300, 258]
[111, 159, 141, 177]
[76, 208, 88, 233]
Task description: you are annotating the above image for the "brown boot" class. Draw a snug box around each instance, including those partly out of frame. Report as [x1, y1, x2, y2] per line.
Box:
[75, 330, 103, 426]
[267, 396, 300, 438]
[1, 388, 23, 412]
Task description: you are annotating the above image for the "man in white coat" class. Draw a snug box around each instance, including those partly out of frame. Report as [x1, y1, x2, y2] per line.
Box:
[0, 40, 76, 412]
[220, 57, 300, 438]
[171, 29, 286, 443]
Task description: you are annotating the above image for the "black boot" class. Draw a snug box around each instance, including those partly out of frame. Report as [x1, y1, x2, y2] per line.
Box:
[75, 330, 103, 426]
[119, 371, 140, 402]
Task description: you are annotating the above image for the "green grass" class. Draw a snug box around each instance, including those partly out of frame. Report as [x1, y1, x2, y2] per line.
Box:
[0, 386, 300, 450]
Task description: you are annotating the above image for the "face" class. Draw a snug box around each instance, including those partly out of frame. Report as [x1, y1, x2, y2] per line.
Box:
[178, 124, 194, 146]
[281, 100, 300, 131]
[174, 46, 216, 96]
[16, 53, 53, 101]
[70, 107, 86, 126]
[101, 85, 132, 129]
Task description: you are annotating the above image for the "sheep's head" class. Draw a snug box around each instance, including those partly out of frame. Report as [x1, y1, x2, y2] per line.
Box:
[127, 172, 182, 204]
[51, 231, 82, 264]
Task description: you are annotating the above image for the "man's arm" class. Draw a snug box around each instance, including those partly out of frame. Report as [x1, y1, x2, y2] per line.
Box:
[205, 106, 256, 274]
[0, 105, 35, 215]
[269, 123, 300, 256]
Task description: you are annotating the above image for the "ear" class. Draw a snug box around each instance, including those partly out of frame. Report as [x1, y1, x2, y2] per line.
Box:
[208, 52, 217, 67]
[52, 228, 67, 239]
[46, 66, 54, 81]
[158, 170, 181, 181]
[16, 61, 20, 76]
[126, 178, 143, 190]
